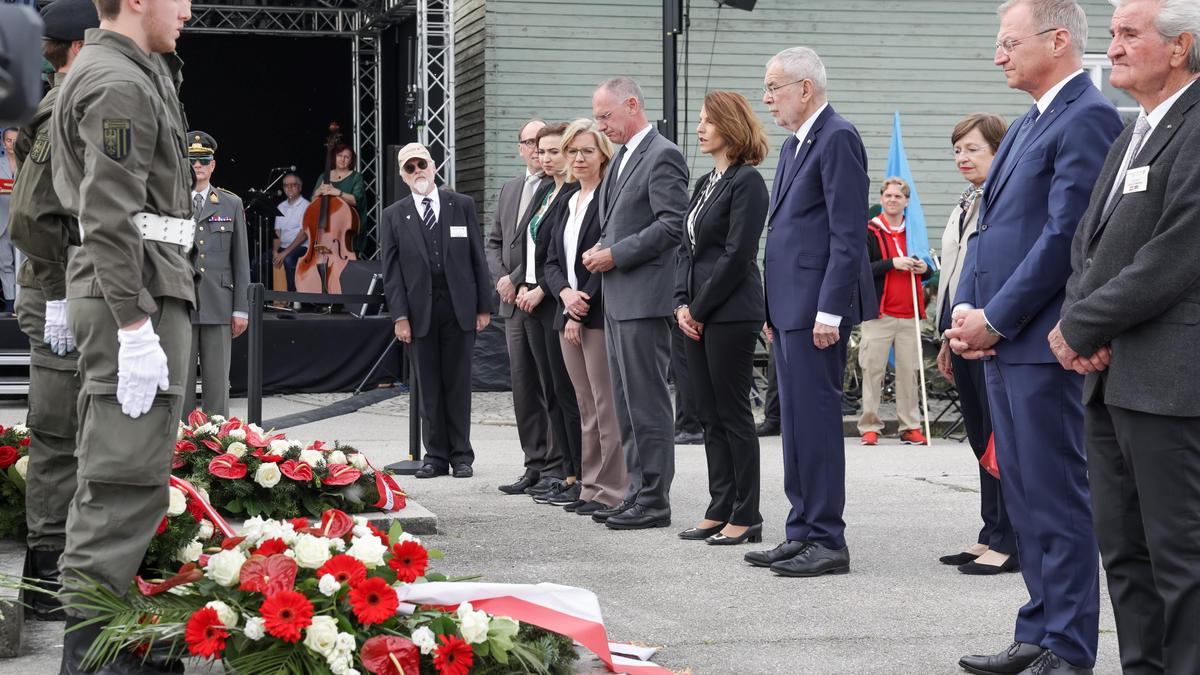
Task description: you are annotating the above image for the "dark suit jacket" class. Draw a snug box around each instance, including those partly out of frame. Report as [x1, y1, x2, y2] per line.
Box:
[955, 72, 1123, 364]
[673, 163, 766, 324]
[379, 188, 491, 338]
[1061, 80, 1200, 416]
[484, 173, 525, 317]
[764, 105, 875, 331]
[544, 182, 605, 330]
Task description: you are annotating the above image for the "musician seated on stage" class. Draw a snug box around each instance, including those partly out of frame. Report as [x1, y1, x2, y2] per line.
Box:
[273, 172, 309, 292]
[312, 144, 364, 215]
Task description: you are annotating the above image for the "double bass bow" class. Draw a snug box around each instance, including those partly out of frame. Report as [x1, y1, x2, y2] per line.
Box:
[294, 122, 359, 295]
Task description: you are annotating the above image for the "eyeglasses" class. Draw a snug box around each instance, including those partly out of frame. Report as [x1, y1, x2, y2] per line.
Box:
[519, 139, 538, 148]
[595, 111, 614, 124]
[953, 145, 990, 157]
[190, 157, 213, 166]
[762, 79, 804, 98]
[995, 28, 1056, 54]
[567, 147, 598, 158]
[403, 158, 428, 173]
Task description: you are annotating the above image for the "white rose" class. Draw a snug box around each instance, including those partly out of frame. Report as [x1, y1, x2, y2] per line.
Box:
[205, 549, 246, 587]
[269, 439, 291, 455]
[240, 516, 267, 544]
[345, 534, 388, 568]
[352, 524, 371, 539]
[318, 573, 341, 596]
[299, 449, 324, 467]
[327, 450, 347, 465]
[210, 414, 226, 424]
[13, 423, 28, 435]
[205, 600, 239, 628]
[348, 453, 372, 473]
[397, 532, 421, 546]
[14, 456, 28, 480]
[457, 602, 490, 644]
[166, 486, 187, 517]
[225, 427, 245, 440]
[335, 633, 357, 653]
[411, 626, 436, 655]
[175, 540, 203, 563]
[226, 441, 247, 458]
[303, 615, 340, 657]
[293, 533, 332, 569]
[177, 423, 185, 441]
[243, 616, 265, 641]
[248, 423, 264, 435]
[198, 520, 214, 540]
[328, 537, 346, 552]
[194, 422, 218, 437]
[254, 462, 282, 489]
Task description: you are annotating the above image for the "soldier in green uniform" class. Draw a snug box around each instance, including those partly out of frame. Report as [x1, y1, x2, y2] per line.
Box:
[50, 0, 193, 671]
[7, 0, 99, 623]
[183, 131, 249, 419]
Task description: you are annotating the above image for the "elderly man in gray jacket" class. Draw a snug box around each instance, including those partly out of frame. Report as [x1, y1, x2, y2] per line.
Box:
[582, 76, 688, 530]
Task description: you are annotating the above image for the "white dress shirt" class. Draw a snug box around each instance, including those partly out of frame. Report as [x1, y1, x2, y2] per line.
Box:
[416, 186, 441, 222]
[564, 189, 595, 291]
[274, 196, 310, 248]
[618, 124, 654, 178]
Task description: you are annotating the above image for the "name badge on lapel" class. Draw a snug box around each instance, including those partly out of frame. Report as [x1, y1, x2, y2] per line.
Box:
[450, 226, 467, 238]
[1123, 166, 1149, 194]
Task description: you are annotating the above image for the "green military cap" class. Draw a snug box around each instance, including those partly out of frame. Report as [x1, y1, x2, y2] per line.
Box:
[40, 0, 100, 42]
[187, 131, 217, 158]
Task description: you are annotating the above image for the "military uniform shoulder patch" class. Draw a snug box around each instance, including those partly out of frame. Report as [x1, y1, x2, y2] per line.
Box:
[102, 119, 131, 161]
[29, 128, 51, 165]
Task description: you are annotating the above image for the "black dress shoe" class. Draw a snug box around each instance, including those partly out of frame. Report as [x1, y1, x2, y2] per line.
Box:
[414, 463, 448, 479]
[605, 504, 671, 530]
[755, 420, 780, 436]
[939, 551, 981, 566]
[1019, 651, 1092, 675]
[532, 480, 568, 504]
[673, 430, 704, 445]
[959, 641, 1046, 675]
[678, 522, 725, 540]
[744, 540, 808, 568]
[707, 523, 763, 545]
[452, 463, 473, 478]
[576, 500, 606, 516]
[591, 500, 634, 523]
[770, 542, 850, 577]
[562, 499, 588, 512]
[498, 474, 537, 495]
[548, 482, 582, 505]
[526, 476, 559, 496]
[959, 555, 1020, 576]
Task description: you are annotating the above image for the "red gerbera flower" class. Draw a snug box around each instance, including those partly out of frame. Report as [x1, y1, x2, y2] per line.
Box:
[317, 554, 367, 586]
[251, 537, 288, 557]
[361, 635, 420, 675]
[279, 459, 314, 482]
[433, 634, 474, 675]
[348, 576, 398, 626]
[184, 607, 228, 659]
[259, 590, 313, 642]
[387, 540, 429, 583]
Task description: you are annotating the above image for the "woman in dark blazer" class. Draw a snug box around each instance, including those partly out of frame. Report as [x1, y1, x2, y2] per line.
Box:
[542, 119, 628, 515]
[674, 91, 769, 545]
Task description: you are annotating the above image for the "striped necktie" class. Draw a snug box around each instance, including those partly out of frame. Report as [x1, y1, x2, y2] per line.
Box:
[422, 196, 436, 230]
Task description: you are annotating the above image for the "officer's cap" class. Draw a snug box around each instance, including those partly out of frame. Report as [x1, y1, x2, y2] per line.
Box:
[187, 131, 218, 157]
[41, 0, 101, 42]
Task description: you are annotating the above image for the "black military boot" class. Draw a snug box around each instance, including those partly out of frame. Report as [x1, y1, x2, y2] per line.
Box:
[59, 615, 104, 675]
[21, 547, 65, 620]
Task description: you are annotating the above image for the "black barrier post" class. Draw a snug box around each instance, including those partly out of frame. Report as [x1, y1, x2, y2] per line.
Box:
[247, 282, 265, 426]
[385, 348, 423, 475]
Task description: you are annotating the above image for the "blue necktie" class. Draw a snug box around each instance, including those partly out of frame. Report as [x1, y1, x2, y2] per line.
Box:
[1006, 105, 1040, 161]
[422, 197, 436, 230]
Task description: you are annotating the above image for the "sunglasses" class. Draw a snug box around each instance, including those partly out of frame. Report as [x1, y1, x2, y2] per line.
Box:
[403, 158, 428, 174]
[190, 157, 213, 166]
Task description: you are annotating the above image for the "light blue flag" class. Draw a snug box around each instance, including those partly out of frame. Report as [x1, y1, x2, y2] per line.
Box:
[885, 111, 936, 273]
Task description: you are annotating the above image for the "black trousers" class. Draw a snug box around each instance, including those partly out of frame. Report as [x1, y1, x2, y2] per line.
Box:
[763, 343, 780, 424]
[532, 301, 581, 479]
[410, 286, 475, 469]
[952, 352, 1015, 555]
[672, 323, 703, 434]
[1087, 399, 1200, 675]
[685, 321, 762, 526]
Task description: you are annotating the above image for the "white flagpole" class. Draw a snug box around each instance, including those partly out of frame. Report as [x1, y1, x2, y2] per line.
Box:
[910, 271, 932, 446]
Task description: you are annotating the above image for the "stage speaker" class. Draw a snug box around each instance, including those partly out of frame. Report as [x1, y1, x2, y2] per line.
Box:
[718, 0, 756, 9]
[340, 259, 386, 317]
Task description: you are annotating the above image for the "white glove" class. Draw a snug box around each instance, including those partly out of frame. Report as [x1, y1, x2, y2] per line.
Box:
[116, 320, 170, 418]
[43, 299, 76, 356]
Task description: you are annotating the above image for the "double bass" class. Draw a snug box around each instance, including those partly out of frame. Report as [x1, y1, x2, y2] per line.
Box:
[295, 122, 359, 294]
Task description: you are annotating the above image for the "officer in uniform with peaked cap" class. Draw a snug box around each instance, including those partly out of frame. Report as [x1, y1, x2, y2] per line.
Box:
[184, 130, 249, 418]
[6, 0, 98, 622]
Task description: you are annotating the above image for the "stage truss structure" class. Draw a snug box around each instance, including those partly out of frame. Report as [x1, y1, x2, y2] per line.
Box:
[186, 1, 455, 258]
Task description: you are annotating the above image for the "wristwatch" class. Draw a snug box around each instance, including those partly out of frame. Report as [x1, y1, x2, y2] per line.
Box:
[673, 304, 688, 319]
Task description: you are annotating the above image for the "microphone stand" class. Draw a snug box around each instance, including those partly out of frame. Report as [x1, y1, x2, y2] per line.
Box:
[245, 169, 289, 290]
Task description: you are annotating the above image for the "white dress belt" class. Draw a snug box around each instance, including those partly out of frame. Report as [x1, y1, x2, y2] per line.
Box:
[79, 212, 195, 252]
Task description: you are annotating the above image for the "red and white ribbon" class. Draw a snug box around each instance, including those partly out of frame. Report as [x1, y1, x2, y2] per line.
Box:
[395, 582, 674, 674]
[169, 475, 236, 538]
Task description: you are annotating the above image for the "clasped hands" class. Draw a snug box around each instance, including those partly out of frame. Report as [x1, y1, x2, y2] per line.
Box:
[1047, 321, 1111, 375]
[676, 306, 703, 341]
[581, 244, 615, 273]
[945, 309, 999, 360]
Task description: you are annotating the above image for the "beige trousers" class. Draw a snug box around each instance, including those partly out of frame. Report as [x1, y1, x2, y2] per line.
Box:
[559, 326, 628, 507]
[857, 315, 922, 434]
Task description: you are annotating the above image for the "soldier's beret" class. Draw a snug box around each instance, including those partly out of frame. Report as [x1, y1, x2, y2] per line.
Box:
[187, 131, 217, 157]
[41, 0, 100, 42]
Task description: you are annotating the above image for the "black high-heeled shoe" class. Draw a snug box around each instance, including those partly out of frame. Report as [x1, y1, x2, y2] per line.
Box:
[958, 555, 1020, 575]
[706, 523, 763, 545]
[678, 522, 725, 540]
[939, 551, 981, 566]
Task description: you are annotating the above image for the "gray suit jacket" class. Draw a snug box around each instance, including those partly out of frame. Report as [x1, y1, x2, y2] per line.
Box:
[485, 173, 547, 317]
[1061, 80, 1200, 417]
[598, 127, 689, 320]
[191, 186, 250, 325]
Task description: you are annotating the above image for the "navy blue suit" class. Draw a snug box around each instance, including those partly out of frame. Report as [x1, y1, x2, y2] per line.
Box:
[955, 72, 1122, 667]
[764, 105, 875, 550]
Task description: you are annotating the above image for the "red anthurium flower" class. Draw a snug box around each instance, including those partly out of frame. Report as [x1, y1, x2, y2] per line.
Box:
[317, 554, 367, 586]
[171, 453, 186, 470]
[259, 590, 313, 643]
[318, 509, 353, 538]
[388, 540, 429, 583]
[200, 439, 223, 453]
[251, 538, 288, 557]
[185, 607, 228, 659]
[208, 454, 247, 480]
[361, 635, 420, 675]
[218, 418, 243, 436]
[433, 634, 474, 675]
[239, 554, 298, 595]
[175, 440, 197, 453]
[308, 440, 325, 451]
[290, 517, 310, 530]
[135, 563, 204, 596]
[220, 536, 246, 550]
[279, 459, 313, 482]
[187, 409, 209, 427]
[322, 464, 362, 486]
[0, 446, 18, 469]
[348, 576, 399, 626]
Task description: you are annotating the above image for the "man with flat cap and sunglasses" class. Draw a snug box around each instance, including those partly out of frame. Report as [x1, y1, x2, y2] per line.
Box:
[380, 143, 492, 479]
